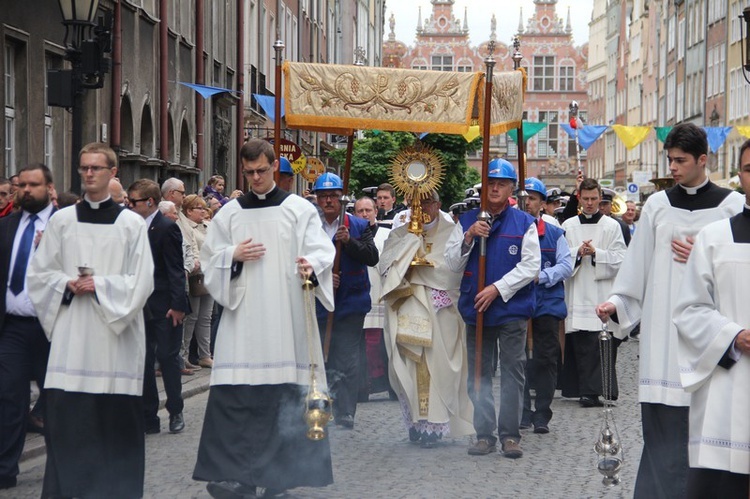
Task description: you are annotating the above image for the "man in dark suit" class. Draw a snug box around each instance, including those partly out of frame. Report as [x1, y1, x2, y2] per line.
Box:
[0, 163, 55, 490]
[127, 179, 188, 434]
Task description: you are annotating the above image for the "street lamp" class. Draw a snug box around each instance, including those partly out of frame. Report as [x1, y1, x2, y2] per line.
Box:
[48, 0, 111, 193]
[740, 7, 750, 84]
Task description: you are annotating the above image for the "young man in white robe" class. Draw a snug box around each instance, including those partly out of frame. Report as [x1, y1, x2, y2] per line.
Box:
[560, 178, 626, 407]
[27, 143, 155, 498]
[193, 139, 335, 499]
[672, 138, 750, 499]
[355, 196, 393, 399]
[596, 123, 744, 499]
[380, 191, 474, 449]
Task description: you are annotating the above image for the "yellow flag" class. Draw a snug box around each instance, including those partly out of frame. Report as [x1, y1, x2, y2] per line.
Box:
[736, 126, 750, 139]
[462, 125, 480, 143]
[612, 125, 652, 150]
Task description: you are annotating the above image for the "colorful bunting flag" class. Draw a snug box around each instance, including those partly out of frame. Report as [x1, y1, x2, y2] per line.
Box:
[612, 125, 651, 150]
[654, 127, 673, 143]
[704, 127, 733, 153]
[735, 126, 750, 139]
[180, 82, 242, 99]
[253, 94, 285, 123]
[560, 124, 609, 150]
[507, 122, 548, 143]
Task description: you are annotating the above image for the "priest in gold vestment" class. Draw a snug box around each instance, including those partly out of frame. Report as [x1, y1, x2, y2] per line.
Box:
[380, 192, 474, 448]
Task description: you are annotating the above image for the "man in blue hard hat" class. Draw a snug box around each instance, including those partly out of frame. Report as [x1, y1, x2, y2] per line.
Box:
[445, 158, 541, 459]
[520, 177, 573, 434]
[314, 172, 379, 429]
[278, 157, 295, 192]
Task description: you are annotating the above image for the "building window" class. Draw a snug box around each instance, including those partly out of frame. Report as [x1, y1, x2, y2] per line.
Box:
[559, 66, 574, 91]
[431, 55, 452, 72]
[4, 43, 16, 176]
[537, 111, 558, 158]
[533, 56, 554, 91]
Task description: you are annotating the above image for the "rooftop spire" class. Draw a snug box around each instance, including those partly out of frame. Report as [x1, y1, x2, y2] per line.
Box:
[463, 6, 468, 32]
[566, 6, 572, 33]
[518, 7, 524, 34]
[417, 6, 423, 33]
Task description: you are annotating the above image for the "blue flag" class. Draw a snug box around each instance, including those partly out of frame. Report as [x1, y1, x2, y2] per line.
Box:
[704, 127, 733, 153]
[560, 124, 608, 150]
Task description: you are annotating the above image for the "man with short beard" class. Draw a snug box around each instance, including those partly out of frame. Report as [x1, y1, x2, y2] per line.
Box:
[0, 164, 55, 490]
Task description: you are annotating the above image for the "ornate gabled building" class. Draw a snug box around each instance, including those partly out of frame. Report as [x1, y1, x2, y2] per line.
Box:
[382, 0, 588, 191]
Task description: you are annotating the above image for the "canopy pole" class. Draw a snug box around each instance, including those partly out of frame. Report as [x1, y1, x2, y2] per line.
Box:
[324, 133, 355, 361]
[474, 42, 496, 395]
[273, 39, 284, 184]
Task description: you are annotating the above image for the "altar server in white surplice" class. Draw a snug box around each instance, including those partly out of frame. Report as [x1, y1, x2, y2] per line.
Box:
[596, 124, 744, 499]
[27, 143, 154, 499]
[672, 139, 750, 499]
[380, 192, 474, 449]
[193, 139, 335, 499]
[560, 178, 626, 408]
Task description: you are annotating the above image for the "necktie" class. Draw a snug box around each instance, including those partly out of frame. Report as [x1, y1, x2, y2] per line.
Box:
[9, 214, 38, 295]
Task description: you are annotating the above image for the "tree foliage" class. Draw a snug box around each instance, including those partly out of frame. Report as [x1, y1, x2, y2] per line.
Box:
[327, 130, 481, 207]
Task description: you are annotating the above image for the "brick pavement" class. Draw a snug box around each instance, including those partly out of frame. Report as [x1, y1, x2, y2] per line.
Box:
[9, 339, 643, 498]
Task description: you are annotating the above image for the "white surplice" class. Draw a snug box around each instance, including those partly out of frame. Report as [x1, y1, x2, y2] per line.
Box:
[201, 195, 335, 388]
[608, 190, 743, 406]
[562, 214, 626, 334]
[673, 217, 750, 474]
[27, 205, 154, 396]
[363, 225, 390, 329]
[379, 217, 474, 437]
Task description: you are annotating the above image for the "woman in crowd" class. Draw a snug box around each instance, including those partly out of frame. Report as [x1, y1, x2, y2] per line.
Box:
[182, 195, 214, 369]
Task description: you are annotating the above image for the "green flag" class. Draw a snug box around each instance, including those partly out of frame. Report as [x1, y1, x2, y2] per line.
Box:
[655, 126, 673, 143]
[507, 122, 548, 143]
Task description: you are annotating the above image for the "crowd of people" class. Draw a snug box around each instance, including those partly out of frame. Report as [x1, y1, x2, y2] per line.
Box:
[1, 124, 749, 498]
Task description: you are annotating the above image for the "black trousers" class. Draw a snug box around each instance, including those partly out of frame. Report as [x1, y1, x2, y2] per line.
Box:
[523, 315, 561, 426]
[0, 315, 49, 482]
[560, 330, 620, 400]
[143, 316, 184, 425]
[318, 314, 366, 420]
[634, 403, 689, 499]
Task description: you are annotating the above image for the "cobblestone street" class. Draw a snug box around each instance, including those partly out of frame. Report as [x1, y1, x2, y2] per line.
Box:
[9, 338, 643, 498]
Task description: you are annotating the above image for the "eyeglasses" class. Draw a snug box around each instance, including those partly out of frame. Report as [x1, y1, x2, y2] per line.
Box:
[78, 165, 111, 174]
[128, 198, 150, 206]
[191, 206, 207, 211]
[172, 189, 186, 195]
[242, 166, 272, 177]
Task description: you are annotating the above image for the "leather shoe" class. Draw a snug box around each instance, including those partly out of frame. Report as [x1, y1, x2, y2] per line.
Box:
[501, 438, 523, 459]
[169, 413, 185, 434]
[256, 486, 286, 498]
[180, 368, 195, 376]
[533, 423, 550, 434]
[144, 421, 160, 434]
[467, 438, 496, 455]
[198, 357, 214, 368]
[579, 396, 604, 408]
[206, 480, 256, 499]
[336, 414, 354, 429]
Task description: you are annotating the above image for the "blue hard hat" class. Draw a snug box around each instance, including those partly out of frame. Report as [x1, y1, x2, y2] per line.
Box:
[524, 177, 547, 200]
[314, 172, 344, 192]
[487, 158, 517, 182]
[279, 157, 293, 175]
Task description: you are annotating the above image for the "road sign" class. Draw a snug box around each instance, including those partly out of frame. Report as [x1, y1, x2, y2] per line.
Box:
[626, 182, 639, 201]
